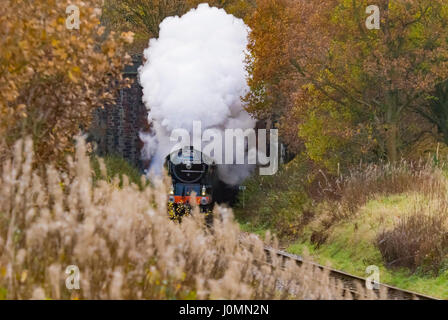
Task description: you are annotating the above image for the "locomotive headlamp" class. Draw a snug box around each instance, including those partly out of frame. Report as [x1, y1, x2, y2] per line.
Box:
[201, 186, 206, 196]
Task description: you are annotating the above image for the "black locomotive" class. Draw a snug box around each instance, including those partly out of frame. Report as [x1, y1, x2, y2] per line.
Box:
[166, 146, 217, 216]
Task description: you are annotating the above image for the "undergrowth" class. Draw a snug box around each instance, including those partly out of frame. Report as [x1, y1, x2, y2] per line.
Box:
[0, 137, 365, 300]
[235, 157, 448, 297]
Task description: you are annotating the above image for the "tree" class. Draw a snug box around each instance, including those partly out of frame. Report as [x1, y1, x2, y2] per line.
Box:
[247, 0, 448, 164]
[0, 0, 133, 165]
[245, 0, 334, 154]
[103, 0, 188, 39]
[190, 0, 257, 20]
[416, 80, 448, 146]
[102, 0, 256, 52]
[296, 85, 377, 169]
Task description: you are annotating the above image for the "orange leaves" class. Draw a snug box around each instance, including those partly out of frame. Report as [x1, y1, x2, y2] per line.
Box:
[0, 0, 133, 166]
[17, 104, 27, 118]
[97, 26, 106, 36]
[244, 0, 300, 124]
[247, 0, 448, 165]
[120, 31, 135, 44]
[54, 48, 68, 60]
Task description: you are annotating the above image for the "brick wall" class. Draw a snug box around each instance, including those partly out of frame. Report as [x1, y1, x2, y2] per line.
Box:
[90, 55, 149, 171]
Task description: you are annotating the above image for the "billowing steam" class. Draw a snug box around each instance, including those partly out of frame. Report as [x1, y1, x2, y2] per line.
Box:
[139, 4, 255, 185]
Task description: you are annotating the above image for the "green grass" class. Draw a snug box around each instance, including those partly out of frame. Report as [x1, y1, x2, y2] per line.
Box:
[235, 165, 448, 298]
[287, 240, 448, 299]
[90, 153, 448, 298]
[234, 155, 313, 240]
[239, 221, 269, 238]
[0, 287, 6, 300]
[286, 195, 448, 298]
[91, 154, 147, 190]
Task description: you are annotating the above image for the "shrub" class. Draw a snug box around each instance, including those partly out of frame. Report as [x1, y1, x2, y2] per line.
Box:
[306, 161, 448, 246]
[235, 156, 314, 240]
[340, 161, 447, 215]
[376, 209, 448, 274]
[0, 137, 361, 300]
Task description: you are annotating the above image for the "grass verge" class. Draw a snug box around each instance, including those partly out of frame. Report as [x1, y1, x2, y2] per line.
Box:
[235, 160, 448, 299]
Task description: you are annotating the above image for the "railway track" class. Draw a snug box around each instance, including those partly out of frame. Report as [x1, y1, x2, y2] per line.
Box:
[264, 246, 439, 300]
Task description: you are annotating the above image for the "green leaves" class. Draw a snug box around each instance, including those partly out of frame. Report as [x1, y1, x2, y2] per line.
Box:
[247, 0, 448, 166]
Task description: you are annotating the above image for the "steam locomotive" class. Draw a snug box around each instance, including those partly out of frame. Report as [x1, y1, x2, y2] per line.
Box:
[166, 146, 217, 217]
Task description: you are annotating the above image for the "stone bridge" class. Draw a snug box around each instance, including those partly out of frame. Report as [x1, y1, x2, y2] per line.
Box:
[89, 55, 149, 171]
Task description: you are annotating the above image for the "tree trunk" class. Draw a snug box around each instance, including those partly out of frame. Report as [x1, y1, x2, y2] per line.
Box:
[384, 90, 399, 163]
[385, 122, 398, 163]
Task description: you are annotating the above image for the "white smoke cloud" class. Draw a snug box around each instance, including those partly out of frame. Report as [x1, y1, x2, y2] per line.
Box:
[139, 3, 256, 185]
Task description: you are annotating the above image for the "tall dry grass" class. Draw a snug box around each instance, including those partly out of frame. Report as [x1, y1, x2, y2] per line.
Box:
[376, 201, 448, 274]
[340, 161, 448, 214]
[311, 160, 448, 273]
[0, 137, 368, 300]
[311, 160, 447, 214]
[313, 161, 446, 220]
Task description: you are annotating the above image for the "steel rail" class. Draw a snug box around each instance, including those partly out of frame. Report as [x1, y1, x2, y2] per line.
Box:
[264, 246, 439, 300]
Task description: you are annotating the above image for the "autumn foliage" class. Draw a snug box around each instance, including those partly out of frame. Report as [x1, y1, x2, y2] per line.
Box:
[0, 0, 133, 166]
[102, 0, 256, 53]
[246, 0, 448, 169]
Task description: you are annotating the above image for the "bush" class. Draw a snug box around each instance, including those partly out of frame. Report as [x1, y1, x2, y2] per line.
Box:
[306, 160, 448, 274]
[238, 155, 448, 260]
[0, 137, 361, 300]
[376, 210, 448, 274]
[305, 161, 448, 246]
[340, 161, 447, 214]
[235, 156, 314, 240]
